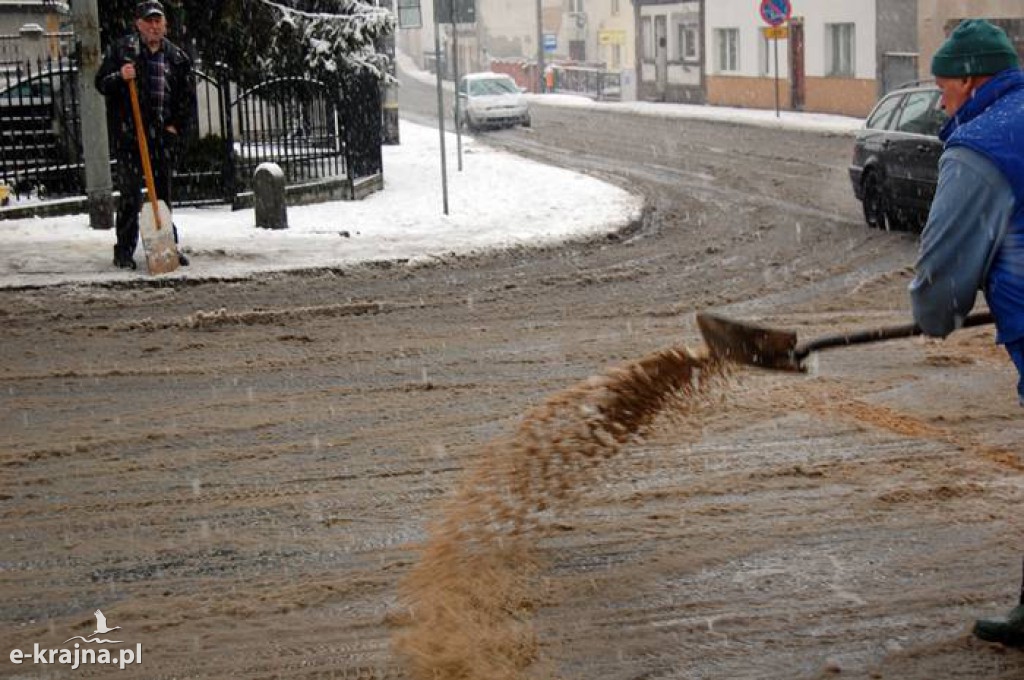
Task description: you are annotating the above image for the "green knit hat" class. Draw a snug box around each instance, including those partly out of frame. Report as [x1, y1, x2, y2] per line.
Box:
[931, 19, 1020, 77]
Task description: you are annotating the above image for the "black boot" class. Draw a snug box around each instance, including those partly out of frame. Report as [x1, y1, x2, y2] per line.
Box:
[974, 558, 1024, 648]
[112, 246, 136, 270]
[974, 605, 1024, 647]
[171, 224, 189, 266]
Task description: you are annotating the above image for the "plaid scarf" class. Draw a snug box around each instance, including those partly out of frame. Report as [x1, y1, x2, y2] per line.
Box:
[145, 47, 167, 125]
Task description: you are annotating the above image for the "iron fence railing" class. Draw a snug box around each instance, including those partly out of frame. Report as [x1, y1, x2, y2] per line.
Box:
[230, 76, 345, 195]
[0, 58, 82, 199]
[551, 64, 621, 101]
[0, 56, 384, 209]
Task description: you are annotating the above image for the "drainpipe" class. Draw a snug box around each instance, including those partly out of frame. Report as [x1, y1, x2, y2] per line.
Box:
[536, 0, 545, 92]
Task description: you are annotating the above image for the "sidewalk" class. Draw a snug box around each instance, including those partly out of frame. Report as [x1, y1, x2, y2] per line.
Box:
[0, 120, 642, 289]
[0, 59, 865, 289]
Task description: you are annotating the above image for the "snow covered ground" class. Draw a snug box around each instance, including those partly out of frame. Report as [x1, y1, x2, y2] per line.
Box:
[0, 58, 864, 289]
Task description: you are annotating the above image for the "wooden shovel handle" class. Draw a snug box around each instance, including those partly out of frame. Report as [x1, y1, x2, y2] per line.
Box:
[128, 78, 162, 229]
[794, 311, 995, 361]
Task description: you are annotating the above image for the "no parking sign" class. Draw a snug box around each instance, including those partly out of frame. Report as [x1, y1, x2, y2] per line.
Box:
[760, 0, 791, 26]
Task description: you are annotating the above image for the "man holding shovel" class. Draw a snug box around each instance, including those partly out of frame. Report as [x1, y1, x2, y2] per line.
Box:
[96, 0, 194, 270]
[909, 19, 1024, 647]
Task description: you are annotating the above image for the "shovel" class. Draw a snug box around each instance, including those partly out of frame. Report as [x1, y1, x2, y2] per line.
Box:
[128, 78, 178, 275]
[697, 310, 995, 372]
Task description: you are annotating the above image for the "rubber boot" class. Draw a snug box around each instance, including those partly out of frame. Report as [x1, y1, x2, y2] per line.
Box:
[974, 558, 1024, 647]
[172, 224, 189, 266]
[974, 605, 1024, 647]
[113, 245, 136, 270]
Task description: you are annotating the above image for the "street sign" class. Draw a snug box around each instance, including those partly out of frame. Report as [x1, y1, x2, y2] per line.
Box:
[761, 25, 789, 40]
[598, 29, 626, 46]
[759, 0, 791, 27]
[544, 33, 557, 52]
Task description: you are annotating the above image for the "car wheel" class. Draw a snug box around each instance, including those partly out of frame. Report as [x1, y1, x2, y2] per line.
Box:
[861, 171, 888, 230]
[521, 113, 531, 128]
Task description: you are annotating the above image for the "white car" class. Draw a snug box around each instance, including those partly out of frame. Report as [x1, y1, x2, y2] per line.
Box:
[455, 72, 531, 131]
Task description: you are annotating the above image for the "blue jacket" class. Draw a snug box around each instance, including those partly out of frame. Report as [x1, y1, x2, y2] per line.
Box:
[911, 68, 1024, 345]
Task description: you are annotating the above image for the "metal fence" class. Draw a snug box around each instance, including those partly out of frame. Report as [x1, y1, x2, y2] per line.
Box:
[0, 58, 81, 199]
[0, 56, 384, 207]
[551, 64, 621, 101]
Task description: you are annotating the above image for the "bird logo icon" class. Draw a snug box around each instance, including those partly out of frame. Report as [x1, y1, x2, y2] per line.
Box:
[63, 610, 123, 644]
[92, 610, 121, 636]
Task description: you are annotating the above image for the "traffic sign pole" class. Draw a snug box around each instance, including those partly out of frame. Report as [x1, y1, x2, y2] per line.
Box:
[759, 0, 791, 118]
[774, 34, 780, 118]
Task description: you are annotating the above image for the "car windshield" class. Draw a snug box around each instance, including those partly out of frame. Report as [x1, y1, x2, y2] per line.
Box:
[469, 78, 518, 96]
[0, 80, 52, 101]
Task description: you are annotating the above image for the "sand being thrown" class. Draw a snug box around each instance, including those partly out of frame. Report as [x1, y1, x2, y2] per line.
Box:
[394, 345, 727, 680]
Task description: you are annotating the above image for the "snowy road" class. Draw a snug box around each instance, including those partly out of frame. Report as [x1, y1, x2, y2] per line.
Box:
[1, 79, 1022, 680]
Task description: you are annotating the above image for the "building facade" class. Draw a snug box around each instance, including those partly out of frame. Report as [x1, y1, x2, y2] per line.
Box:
[703, 0, 918, 117]
[634, 0, 703, 103]
[918, 1, 1024, 79]
[0, 0, 71, 68]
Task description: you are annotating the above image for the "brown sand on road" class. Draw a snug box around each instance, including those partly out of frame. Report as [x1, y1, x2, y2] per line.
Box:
[395, 347, 726, 679]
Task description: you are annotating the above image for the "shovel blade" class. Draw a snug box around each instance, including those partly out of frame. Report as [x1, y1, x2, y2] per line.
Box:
[696, 312, 804, 372]
[139, 199, 179, 275]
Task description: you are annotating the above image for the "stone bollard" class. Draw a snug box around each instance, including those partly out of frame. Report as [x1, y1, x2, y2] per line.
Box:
[253, 162, 287, 230]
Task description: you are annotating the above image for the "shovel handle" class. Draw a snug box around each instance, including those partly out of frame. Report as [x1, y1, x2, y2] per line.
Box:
[793, 311, 995, 361]
[127, 78, 162, 228]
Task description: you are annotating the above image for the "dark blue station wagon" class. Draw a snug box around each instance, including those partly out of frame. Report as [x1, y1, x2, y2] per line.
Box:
[848, 83, 947, 232]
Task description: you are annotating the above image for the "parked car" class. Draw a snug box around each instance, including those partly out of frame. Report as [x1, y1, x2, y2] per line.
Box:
[0, 64, 81, 195]
[455, 72, 531, 131]
[848, 82, 947, 231]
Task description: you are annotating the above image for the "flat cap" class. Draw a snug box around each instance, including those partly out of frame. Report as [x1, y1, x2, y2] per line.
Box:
[135, 1, 165, 19]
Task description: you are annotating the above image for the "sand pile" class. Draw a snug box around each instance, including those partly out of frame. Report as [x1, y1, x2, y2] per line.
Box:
[395, 345, 726, 680]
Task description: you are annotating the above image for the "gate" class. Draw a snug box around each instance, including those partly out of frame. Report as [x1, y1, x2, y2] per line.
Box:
[0, 59, 83, 199]
[1, 56, 383, 210]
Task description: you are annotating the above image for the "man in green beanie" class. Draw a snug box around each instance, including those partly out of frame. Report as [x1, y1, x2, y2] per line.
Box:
[909, 18, 1023, 649]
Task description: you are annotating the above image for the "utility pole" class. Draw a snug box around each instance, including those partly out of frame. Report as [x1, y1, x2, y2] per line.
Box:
[432, 0, 449, 214]
[72, 0, 114, 230]
[379, 0, 400, 144]
[535, 0, 545, 92]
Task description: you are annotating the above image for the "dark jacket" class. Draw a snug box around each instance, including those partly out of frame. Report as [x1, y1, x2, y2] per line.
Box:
[95, 33, 195, 152]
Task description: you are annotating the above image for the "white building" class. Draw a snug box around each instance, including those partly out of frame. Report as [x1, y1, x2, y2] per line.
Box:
[635, 0, 703, 102]
[703, 0, 916, 117]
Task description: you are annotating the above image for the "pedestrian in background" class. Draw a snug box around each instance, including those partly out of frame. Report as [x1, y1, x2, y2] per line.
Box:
[909, 18, 1024, 647]
[95, 0, 194, 270]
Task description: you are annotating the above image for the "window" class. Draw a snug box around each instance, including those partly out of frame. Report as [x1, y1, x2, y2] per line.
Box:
[826, 23, 855, 77]
[641, 17, 653, 61]
[759, 32, 771, 76]
[865, 93, 903, 130]
[611, 0, 619, 16]
[396, 0, 422, 29]
[568, 0, 584, 13]
[759, 28, 787, 76]
[677, 22, 698, 61]
[894, 91, 946, 135]
[715, 28, 739, 72]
